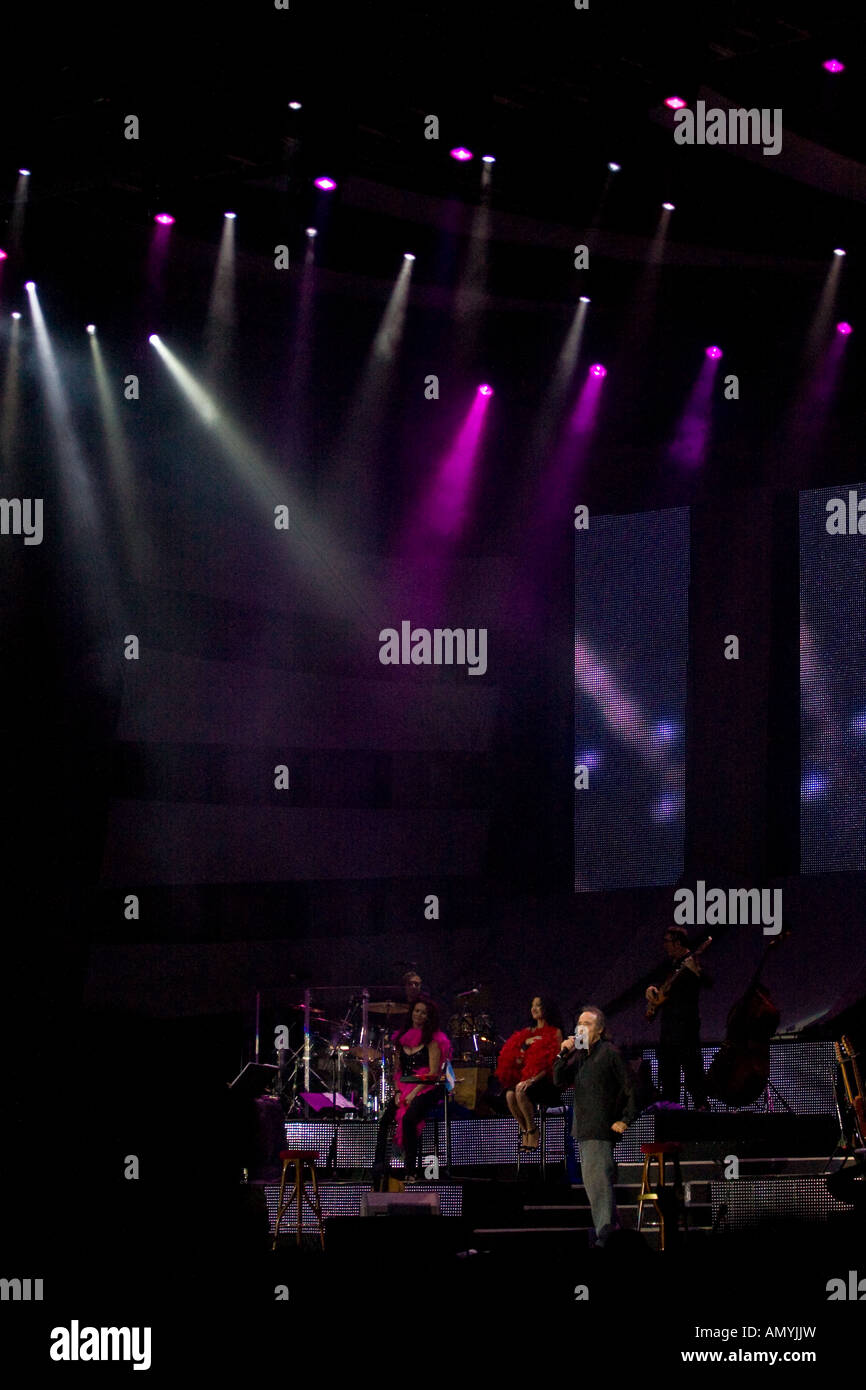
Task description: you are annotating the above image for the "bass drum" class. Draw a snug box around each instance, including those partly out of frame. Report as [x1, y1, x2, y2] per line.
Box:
[449, 1012, 496, 1063]
[311, 1045, 372, 1103]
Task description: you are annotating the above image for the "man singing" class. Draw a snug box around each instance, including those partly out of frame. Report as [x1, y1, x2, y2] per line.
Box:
[553, 1006, 637, 1247]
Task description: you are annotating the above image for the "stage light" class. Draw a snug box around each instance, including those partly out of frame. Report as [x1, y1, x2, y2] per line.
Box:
[651, 793, 681, 824]
[823, 59, 845, 73]
[288, 100, 302, 109]
[403, 252, 416, 261]
[478, 383, 494, 396]
[449, 147, 473, 161]
[86, 324, 96, 335]
[579, 296, 590, 303]
[305, 227, 317, 237]
[154, 213, 175, 225]
[0, 248, 7, 261]
[607, 161, 621, 172]
[18, 168, 30, 176]
[576, 749, 603, 772]
[148, 333, 161, 345]
[836, 321, 853, 335]
[705, 345, 723, 360]
[589, 364, 606, 378]
[11, 311, 21, 319]
[481, 155, 496, 164]
[664, 96, 687, 110]
[802, 771, 827, 800]
[833, 248, 846, 256]
[662, 201, 675, 211]
[314, 176, 337, 191]
[654, 719, 681, 743]
[24, 280, 35, 290]
[224, 211, 237, 219]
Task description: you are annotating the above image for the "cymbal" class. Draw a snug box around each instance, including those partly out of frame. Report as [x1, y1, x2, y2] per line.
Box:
[349, 1045, 382, 1063]
[366, 1000, 405, 1014]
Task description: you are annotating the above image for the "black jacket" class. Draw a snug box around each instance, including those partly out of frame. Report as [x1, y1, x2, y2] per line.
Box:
[657, 964, 712, 1044]
[553, 1038, 638, 1142]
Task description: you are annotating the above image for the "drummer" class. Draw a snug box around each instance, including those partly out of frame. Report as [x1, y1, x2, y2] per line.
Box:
[389, 968, 427, 1039]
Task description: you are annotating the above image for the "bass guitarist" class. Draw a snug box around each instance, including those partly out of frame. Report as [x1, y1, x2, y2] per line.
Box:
[646, 927, 712, 1111]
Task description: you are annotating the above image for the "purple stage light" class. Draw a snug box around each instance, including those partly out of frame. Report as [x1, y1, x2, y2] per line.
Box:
[662, 201, 675, 211]
[801, 772, 827, 801]
[579, 295, 590, 303]
[148, 334, 160, 345]
[823, 59, 845, 73]
[607, 161, 621, 172]
[651, 792, 681, 824]
[86, 324, 96, 335]
[837, 321, 853, 335]
[314, 176, 337, 191]
[0, 248, 7, 261]
[834, 248, 846, 256]
[664, 96, 687, 110]
[11, 311, 21, 319]
[224, 211, 237, 219]
[478, 383, 494, 396]
[653, 719, 681, 744]
[481, 154, 496, 164]
[576, 749, 603, 772]
[589, 364, 606, 378]
[705, 345, 723, 360]
[24, 280, 35, 290]
[288, 100, 302, 109]
[305, 227, 317, 237]
[403, 252, 416, 261]
[154, 213, 175, 225]
[19, 168, 30, 176]
[449, 147, 473, 161]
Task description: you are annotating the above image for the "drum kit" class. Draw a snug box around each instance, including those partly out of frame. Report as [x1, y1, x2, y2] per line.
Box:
[275, 987, 411, 1116]
[257, 981, 499, 1118]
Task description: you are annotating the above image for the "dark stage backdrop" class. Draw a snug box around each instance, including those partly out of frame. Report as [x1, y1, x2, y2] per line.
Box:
[801, 481, 866, 873]
[81, 469, 866, 1052]
[574, 508, 689, 891]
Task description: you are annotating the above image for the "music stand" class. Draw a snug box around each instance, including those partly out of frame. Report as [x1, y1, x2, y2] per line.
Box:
[228, 1063, 279, 1099]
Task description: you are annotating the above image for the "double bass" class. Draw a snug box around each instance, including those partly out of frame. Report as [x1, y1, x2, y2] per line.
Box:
[705, 933, 789, 1107]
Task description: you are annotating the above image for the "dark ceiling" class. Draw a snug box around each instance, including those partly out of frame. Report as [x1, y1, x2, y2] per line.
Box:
[2, 1, 864, 271]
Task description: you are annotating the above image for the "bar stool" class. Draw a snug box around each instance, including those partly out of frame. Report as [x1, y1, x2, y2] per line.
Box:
[636, 1141, 684, 1250]
[272, 1149, 325, 1250]
[516, 1103, 569, 1179]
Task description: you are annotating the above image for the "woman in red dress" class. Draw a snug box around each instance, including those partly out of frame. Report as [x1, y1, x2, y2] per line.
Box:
[496, 996, 564, 1148]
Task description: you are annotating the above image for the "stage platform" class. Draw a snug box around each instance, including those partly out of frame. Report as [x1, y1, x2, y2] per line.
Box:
[253, 1039, 864, 1282]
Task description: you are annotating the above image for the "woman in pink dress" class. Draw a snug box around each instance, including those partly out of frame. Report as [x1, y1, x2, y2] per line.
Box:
[393, 998, 452, 1180]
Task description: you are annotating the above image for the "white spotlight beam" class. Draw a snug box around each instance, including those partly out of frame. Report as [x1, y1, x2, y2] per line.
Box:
[26, 284, 121, 634]
[149, 336, 380, 624]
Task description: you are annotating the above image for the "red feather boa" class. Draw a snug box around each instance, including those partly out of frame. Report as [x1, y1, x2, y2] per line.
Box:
[495, 1024, 562, 1088]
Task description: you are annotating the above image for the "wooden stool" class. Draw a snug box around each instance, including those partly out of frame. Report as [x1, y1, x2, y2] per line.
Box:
[273, 1149, 325, 1250]
[637, 1141, 684, 1250]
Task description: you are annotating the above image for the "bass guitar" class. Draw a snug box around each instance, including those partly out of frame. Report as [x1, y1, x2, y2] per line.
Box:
[646, 937, 712, 1019]
[835, 1034, 866, 1150]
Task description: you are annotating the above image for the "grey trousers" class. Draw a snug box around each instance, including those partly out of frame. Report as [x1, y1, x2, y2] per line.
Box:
[578, 1139, 618, 1246]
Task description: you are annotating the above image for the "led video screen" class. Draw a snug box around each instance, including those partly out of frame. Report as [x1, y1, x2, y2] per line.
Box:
[574, 508, 690, 891]
[801, 482, 866, 872]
